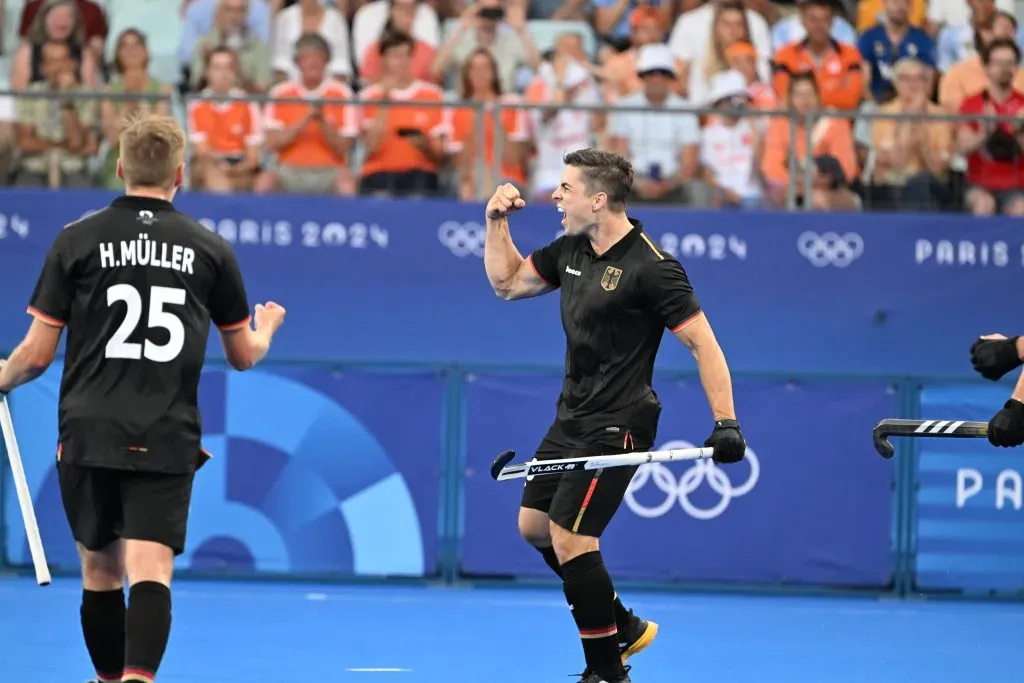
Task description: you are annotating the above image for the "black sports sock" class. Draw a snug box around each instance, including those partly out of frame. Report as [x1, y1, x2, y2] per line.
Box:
[561, 551, 624, 680]
[613, 595, 632, 638]
[536, 544, 564, 579]
[538, 545, 632, 638]
[81, 588, 126, 682]
[123, 581, 172, 682]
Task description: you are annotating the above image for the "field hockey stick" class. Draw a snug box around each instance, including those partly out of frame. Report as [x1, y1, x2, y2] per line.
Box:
[872, 418, 988, 459]
[490, 446, 715, 482]
[0, 395, 51, 586]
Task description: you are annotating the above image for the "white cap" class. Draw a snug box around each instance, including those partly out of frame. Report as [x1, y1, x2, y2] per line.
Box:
[709, 69, 749, 103]
[636, 43, 677, 77]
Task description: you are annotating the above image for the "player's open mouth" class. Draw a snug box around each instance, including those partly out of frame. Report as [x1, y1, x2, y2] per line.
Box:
[557, 207, 566, 227]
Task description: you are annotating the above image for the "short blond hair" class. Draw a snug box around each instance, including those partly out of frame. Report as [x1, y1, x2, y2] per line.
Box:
[119, 114, 186, 190]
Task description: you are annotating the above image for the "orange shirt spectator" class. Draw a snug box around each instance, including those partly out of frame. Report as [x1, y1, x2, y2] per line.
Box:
[727, 42, 778, 112]
[188, 89, 262, 158]
[358, 80, 450, 176]
[449, 96, 529, 193]
[762, 116, 858, 187]
[772, 38, 863, 111]
[264, 78, 357, 168]
[602, 6, 681, 102]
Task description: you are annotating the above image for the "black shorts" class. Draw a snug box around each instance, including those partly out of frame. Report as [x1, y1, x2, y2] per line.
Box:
[57, 461, 195, 556]
[520, 420, 654, 538]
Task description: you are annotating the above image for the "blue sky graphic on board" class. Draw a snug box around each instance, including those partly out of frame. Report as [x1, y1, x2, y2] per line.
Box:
[2, 366, 443, 577]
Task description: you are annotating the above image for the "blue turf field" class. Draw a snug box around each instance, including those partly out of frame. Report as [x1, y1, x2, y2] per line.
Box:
[2, 578, 1021, 682]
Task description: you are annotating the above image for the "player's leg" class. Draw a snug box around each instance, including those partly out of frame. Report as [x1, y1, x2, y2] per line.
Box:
[519, 426, 654, 668]
[547, 435, 654, 682]
[520, 481, 646, 654]
[518, 425, 565, 569]
[57, 462, 127, 683]
[120, 470, 195, 683]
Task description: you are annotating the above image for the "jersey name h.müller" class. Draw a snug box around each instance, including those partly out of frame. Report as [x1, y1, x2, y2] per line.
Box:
[98, 233, 196, 274]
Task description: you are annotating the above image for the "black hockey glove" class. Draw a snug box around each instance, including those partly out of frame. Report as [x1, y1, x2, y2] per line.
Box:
[971, 336, 1022, 381]
[705, 419, 746, 464]
[988, 399, 1024, 448]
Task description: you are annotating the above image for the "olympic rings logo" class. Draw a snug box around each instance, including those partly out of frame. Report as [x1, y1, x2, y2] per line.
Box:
[624, 440, 760, 520]
[438, 221, 486, 257]
[797, 231, 864, 268]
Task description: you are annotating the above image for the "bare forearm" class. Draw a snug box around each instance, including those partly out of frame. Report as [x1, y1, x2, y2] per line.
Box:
[265, 121, 307, 152]
[1013, 361, 1024, 403]
[0, 346, 50, 394]
[484, 216, 526, 294]
[250, 328, 272, 367]
[693, 343, 736, 421]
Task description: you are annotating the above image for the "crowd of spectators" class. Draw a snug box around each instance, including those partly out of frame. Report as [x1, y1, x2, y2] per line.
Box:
[0, 0, 1022, 214]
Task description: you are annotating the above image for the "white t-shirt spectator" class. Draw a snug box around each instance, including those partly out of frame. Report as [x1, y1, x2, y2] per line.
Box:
[526, 61, 601, 193]
[927, 0, 1014, 29]
[607, 91, 701, 179]
[668, 3, 772, 85]
[272, 4, 353, 80]
[351, 0, 441, 69]
[701, 119, 761, 200]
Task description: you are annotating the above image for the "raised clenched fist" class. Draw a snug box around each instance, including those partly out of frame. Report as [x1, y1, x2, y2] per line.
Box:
[486, 183, 526, 220]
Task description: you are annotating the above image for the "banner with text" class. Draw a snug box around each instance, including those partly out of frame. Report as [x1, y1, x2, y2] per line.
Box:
[460, 375, 896, 586]
[914, 384, 1024, 594]
[2, 367, 444, 577]
[0, 189, 1020, 376]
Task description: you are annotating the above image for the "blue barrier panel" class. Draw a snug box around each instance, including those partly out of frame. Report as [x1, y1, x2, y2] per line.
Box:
[914, 384, 1024, 594]
[0, 189, 1022, 377]
[461, 374, 896, 586]
[2, 365, 444, 577]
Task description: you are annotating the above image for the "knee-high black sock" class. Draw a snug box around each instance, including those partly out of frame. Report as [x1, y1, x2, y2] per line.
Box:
[81, 588, 126, 683]
[561, 551, 624, 680]
[123, 581, 172, 682]
[537, 545, 632, 637]
[536, 544, 564, 578]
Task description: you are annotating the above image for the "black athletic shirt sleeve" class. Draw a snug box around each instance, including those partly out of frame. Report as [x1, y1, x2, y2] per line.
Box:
[208, 240, 251, 331]
[527, 236, 564, 288]
[27, 229, 73, 327]
[640, 258, 702, 332]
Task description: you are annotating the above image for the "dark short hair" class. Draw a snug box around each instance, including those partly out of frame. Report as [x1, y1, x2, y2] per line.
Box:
[982, 37, 1022, 65]
[563, 148, 634, 210]
[379, 30, 415, 56]
[295, 32, 332, 61]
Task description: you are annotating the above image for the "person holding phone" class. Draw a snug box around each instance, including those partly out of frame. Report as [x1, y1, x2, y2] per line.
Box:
[358, 31, 451, 196]
[430, 0, 540, 93]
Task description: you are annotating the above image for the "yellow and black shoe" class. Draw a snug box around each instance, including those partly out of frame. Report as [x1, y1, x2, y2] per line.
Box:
[576, 664, 632, 682]
[618, 610, 659, 663]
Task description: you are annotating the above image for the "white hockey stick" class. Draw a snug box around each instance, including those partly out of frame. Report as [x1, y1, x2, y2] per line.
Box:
[0, 395, 51, 586]
[489, 446, 715, 481]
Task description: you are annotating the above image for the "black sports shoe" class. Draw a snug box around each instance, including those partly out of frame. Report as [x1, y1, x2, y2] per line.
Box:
[618, 609, 658, 663]
[575, 664, 632, 682]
